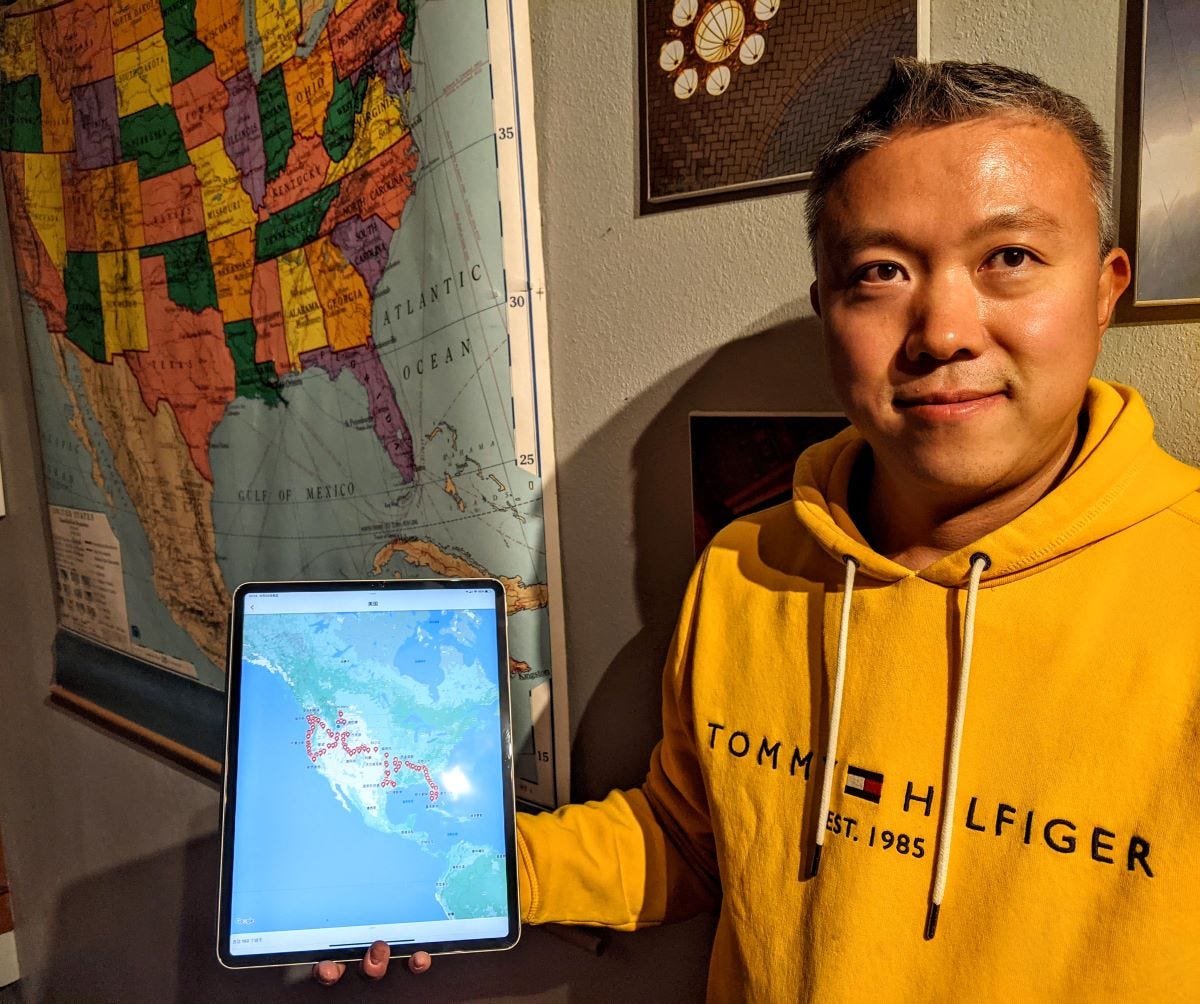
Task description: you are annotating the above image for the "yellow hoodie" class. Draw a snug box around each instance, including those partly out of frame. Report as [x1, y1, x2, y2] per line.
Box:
[516, 381, 1200, 1000]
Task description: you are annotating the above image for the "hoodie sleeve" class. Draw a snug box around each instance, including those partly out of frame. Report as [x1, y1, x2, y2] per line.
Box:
[515, 553, 719, 930]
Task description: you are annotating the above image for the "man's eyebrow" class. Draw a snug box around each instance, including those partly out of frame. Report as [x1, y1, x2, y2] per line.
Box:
[964, 208, 1066, 240]
[823, 209, 1066, 263]
[824, 228, 914, 263]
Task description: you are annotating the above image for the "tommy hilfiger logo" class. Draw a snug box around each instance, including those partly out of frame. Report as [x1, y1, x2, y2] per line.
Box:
[702, 721, 1157, 878]
[845, 765, 884, 803]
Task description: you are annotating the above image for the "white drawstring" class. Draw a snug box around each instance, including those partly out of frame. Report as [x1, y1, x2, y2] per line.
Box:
[924, 551, 991, 939]
[809, 555, 857, 877]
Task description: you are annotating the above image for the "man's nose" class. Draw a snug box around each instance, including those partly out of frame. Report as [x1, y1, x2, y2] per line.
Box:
[903, 272, 986, 363]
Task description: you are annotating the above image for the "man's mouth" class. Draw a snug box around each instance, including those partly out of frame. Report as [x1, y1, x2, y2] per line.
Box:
[896, 389, 1005, 406]
[894, 388, 1008, 419]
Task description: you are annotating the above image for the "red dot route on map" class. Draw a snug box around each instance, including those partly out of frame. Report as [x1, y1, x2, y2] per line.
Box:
[304, 713, 438, 801]
[405, 760, 441, 801]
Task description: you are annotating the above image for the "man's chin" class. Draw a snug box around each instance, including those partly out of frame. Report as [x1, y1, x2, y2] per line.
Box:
[886, 447, 1020, 500]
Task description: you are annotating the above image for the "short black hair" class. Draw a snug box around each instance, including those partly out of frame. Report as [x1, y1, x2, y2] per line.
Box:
[805, 58, 1115, 262]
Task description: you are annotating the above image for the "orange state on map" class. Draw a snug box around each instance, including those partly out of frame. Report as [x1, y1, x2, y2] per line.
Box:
[92, 161, 145, 252]
[109, 0, 163, 51]
[209, 229, 255, 322]
[140, 164, 207, 245]
[328, 0, 406, 78]
[126, 256, 236, 483]
[62, 162, 102, 251]
[195, 0, 246, 80]
[172, 64, 229, 149]
[260, 134, 332, 216]
[250, 258, 291, 376]
[36, 0, 114, 102]
[281, 33, 334, 139]
[0, 155, 68, 330]
[326, 131, 418, 230]
[35, 42, 74, 152]
[306, 236, 370, 352]
[63, 161, 145, 252]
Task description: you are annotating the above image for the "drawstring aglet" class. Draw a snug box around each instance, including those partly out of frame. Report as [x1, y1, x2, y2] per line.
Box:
[808, 843, 823, 878]
[924, 903, 940, 940]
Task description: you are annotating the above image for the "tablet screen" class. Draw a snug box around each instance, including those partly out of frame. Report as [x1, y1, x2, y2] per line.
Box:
[217, 579, 519, 969]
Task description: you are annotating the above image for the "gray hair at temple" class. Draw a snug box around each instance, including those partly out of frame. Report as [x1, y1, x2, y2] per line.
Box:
[804, 58, 1116, 263]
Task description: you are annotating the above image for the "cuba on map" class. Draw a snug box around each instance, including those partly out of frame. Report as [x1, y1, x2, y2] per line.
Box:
[0, 0, 560, 805]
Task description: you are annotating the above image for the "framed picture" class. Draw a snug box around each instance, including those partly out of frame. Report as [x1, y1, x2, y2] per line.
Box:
[690, 412, 848, 555]
[1115, 0, 1200, 323]
[639, 0, 930, 214]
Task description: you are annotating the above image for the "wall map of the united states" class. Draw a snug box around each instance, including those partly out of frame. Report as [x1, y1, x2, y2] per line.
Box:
[0, 0, 562, 806]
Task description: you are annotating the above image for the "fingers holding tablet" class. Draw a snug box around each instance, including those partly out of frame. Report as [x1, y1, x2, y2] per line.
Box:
[312, 943, 432, 985]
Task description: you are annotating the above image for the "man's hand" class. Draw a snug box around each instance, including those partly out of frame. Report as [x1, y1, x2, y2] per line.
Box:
[312, 940, 432, 985]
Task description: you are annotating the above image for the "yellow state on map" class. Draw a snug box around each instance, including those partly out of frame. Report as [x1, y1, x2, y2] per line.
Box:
[23, 153, 66, 272]
[325, 76, 406, 184]
[98, 250, 149, 358]
[92, 161, 145, 251]
[114, 33, 172, 117]
[277, 247, 328, 367]
[0, 14, 36, 79]
[306, 236, 370, 352]
[209, 229, 256, 321]
[255, 0, 300, 74]
[188, 136, 256, 242]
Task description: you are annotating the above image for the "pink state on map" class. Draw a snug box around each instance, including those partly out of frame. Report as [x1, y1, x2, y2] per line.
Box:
[329, 213, 393, 293]
[71, 77, 123, 170]
[173, 64, 229, 149]
[299, 341, 415, 481]
[222, 69, 266, 209]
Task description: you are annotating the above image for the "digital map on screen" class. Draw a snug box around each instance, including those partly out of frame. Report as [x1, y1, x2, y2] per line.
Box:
[230, 597, 510, 953]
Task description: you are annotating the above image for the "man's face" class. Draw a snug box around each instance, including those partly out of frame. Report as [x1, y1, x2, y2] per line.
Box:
[811, 116, 1130, 505]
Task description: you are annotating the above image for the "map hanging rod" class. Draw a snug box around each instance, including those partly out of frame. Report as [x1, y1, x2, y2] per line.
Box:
[488, 0, 551, 479]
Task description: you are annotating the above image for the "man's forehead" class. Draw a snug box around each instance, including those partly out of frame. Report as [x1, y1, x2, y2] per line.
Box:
[835, 114, 1082, 188]
[815, 115, 1095, 253]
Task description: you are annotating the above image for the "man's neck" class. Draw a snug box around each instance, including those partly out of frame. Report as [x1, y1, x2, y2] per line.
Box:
[851, 424, 1084, 571]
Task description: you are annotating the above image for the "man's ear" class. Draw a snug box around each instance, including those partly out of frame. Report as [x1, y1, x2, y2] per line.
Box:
[809, 279, 822, 317]
[1097, 247, 1131, 329]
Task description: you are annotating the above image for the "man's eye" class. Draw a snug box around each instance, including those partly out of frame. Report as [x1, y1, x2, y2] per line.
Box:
[855, 262, 903, 283]
[986, 247, 1035, 269]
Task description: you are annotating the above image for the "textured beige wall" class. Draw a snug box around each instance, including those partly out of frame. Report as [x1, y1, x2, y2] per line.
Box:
[0, 0, 1193, 998]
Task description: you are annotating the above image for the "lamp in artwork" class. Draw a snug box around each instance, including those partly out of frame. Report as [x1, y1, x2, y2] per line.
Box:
[659, 0, 780, 100]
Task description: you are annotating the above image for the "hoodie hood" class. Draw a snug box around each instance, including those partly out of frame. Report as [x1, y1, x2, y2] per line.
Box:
[791, 379, 1200, 587]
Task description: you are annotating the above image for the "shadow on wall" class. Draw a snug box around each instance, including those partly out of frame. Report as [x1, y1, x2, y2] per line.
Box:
[566, 315, 837, 801]
[31, 821, 713, 1002]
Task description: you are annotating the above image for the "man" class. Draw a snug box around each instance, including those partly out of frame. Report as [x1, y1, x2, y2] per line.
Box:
[320, 59, 1200, 996]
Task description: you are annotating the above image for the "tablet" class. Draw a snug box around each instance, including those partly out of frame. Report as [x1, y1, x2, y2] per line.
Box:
[217, 578, 520, 969]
